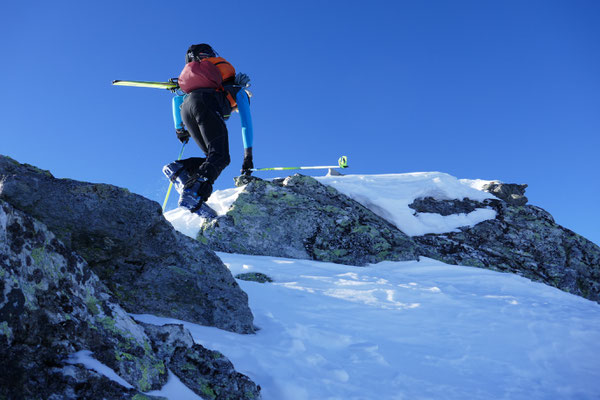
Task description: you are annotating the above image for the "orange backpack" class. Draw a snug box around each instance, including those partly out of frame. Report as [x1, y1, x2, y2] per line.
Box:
[206, 57, 238, 109]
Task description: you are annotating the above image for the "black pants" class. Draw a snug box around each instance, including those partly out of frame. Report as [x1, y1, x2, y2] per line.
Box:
[181, 90, 231, 184]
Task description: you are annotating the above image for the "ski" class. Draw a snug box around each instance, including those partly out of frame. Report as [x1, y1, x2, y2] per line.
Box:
[112, 80, 179, 91]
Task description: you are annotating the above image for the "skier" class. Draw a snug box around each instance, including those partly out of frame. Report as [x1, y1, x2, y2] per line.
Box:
[163, 43, 254, 213]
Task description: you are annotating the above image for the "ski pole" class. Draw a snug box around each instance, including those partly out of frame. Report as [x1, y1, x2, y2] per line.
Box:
[251, 156, 348, 172]
[162, 142, 186, 211]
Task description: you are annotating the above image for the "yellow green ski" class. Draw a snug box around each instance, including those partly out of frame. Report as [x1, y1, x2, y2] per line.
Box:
[112, 79, 179, 91]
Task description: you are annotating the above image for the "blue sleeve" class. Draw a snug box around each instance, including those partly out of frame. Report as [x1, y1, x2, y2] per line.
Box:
[236, 89, 253, 149]
[172, 95, 185, 130]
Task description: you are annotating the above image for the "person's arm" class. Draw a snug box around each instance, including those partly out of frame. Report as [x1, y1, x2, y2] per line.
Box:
[237, 89, 254, 175]
[172, 95, 189, 143]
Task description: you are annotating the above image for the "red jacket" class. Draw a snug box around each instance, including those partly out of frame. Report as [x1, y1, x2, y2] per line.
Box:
[178, 60, 222, 93]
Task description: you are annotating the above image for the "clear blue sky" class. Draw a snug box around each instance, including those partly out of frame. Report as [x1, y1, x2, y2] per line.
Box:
[1, 1, 599, 245]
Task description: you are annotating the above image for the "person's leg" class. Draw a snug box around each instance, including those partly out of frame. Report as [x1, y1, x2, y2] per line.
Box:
[190, 93, 231, 185]
[180, 157, 206, 172]
[181, 92, 209, 154]
[178, 92, 230, 210]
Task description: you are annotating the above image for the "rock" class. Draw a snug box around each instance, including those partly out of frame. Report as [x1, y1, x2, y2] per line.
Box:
[235, 273, 274, 283]
[414, 198, 600, 302]
[408, 197, 483, 216]
[482, 182, 528, 206]
[0, 155, 254, 334]
[0, 199, 168, 398]
[140, 322, 262, 400]
[200, 174, 420, 266]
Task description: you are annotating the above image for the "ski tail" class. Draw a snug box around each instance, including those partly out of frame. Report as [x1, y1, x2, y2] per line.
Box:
[112, 80, 179, 91]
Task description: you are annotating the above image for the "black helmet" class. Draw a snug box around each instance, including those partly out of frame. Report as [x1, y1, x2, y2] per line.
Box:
[185, 43, 217, 63]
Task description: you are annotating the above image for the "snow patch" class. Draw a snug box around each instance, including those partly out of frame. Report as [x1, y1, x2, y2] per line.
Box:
[317, 172, 497, 236]
[459, 178, 499, 191]
[65, 350, 133, 389]
[206, 186, 245, 215]
[164, 186, 245, 239]
[64, 351, 201, 399]
[146, 370, 201, 400]
[164, 208, 207, 239]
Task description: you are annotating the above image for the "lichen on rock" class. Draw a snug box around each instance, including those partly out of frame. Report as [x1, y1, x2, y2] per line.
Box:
[413, 198, 600, 302]
[0, 155, 255, 334]
[0, 200, 167, 398]
[199, 174, 420, 266]
[140, 322, 261, 399]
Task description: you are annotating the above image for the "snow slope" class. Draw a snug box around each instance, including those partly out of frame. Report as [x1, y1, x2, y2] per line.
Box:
[156, 172, 600, 399]
[134, 253, 600, 400]
[165, 172, 498, 238]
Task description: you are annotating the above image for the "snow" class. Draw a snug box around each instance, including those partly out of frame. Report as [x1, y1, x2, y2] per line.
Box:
[163, 208, 207, 238]
[156, 172, 600, 399]
[146, 371, 202, 400]
[316, 172, 497, 236]
[164, 186, 245, 238]
[65, 350, 134, 389]
[164, 172, 498, 239]
[206, 186, 246, 215]
[64, 350, 201, 399]
[133, 253, 600, 400]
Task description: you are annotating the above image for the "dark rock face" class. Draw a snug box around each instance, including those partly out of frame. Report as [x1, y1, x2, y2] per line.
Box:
[414, 198, 600, 301]
[409, 197, 483, 216]
[235, 273, 274, 283]
[482, 182, 528, 206]
[0, 200, 167, 399]
[141, 322, 261, 400]
[0, 155, 254, 334]
[200, 175, 420, 266]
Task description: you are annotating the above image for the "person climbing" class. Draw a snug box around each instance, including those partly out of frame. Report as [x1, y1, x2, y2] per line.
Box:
[163, 43, 254, 214]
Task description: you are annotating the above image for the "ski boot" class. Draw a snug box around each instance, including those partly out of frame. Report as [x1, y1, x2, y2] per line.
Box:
[196, 203, 218, 219]
[162, 160, 191, 194]
[178, 176, 213, 213]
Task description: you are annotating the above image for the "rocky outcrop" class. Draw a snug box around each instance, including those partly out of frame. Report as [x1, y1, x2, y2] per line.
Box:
[481, 182, 528, 206]
[235, 273, 274, 283]
[0, 155, 254, 334]
[140, 322, 261, 399]
[0, 199, 261, 399]
[199, 175, 420, 266]
[199, 174, 600, 303]
[0, 199, 167, 398]
[413, 196, 600, 301]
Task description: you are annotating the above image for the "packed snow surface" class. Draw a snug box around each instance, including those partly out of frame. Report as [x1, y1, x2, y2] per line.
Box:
[134, 253, 600, 400]
[165, 172, 498, 238]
